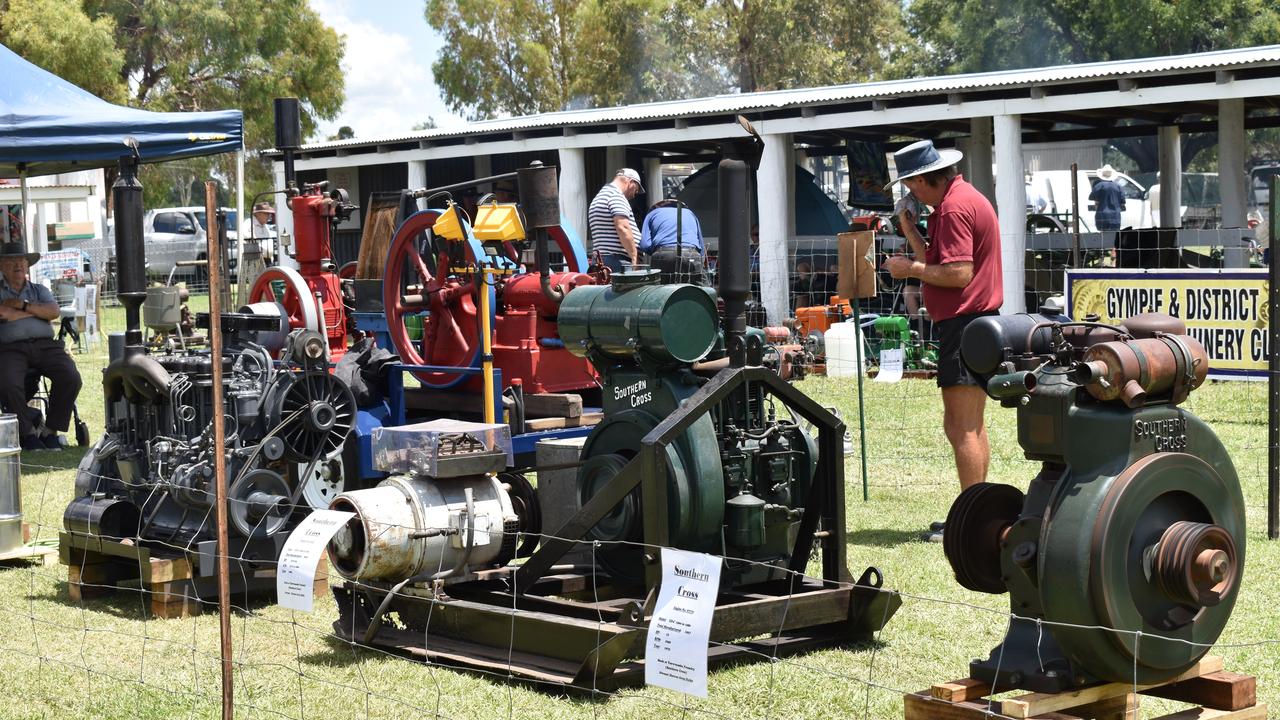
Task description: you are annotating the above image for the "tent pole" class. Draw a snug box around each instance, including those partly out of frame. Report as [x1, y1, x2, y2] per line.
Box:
[235, 146, 246, 305]
[19, 168, 30, 249]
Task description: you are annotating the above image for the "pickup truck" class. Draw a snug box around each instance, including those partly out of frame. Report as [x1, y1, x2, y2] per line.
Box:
[141, 206, 239, 280]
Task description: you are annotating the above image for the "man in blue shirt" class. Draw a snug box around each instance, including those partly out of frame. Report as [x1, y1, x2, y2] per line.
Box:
[1089, 164, 1126, 231]
[640, 200, 707, 285]
[0, 243, 82, 450]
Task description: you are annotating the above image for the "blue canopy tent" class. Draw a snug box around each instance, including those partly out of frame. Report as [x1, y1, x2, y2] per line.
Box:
[0, 42, 244, 251]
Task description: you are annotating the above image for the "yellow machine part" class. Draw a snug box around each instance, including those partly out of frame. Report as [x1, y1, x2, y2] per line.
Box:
[472, 203, 526, 242]
[433, 204, 468, 241]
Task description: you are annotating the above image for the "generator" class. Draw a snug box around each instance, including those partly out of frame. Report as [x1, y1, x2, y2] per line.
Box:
[326, 158, 898, 689]
[945, 311, 1243, 692]
[870, 315, 936, 370]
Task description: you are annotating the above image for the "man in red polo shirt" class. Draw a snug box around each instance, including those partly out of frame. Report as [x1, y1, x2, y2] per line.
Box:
[882, 140, 1003, 542]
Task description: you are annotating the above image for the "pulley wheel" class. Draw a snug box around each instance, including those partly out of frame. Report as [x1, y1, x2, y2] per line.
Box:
[498, 471, 542, 558]
[299, 450, 346, 510]
[943, 482, 1025, 594]
[1040, 450, 1245, 684]
[228, 469, 291, 538]
[248, 266, 321, 339]
[266, 372, 356, 462]
[576, 409, 722, 585]
[382, 209, 484, 389]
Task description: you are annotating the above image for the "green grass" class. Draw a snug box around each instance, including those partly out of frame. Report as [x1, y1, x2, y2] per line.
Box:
[2, 307, 1277, 719]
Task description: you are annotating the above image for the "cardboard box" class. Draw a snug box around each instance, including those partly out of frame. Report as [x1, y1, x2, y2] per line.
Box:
[837, 230, 877, 300]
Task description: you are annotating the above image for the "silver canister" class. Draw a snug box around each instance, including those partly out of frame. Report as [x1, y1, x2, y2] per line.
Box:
[0, 414, 23, 554]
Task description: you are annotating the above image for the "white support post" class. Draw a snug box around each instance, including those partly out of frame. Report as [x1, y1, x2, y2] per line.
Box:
[994, 114, 1026, 314]
[644, 157, 664, 201]
[757, 132, 793, 325]
[558, 148, 588, 244]
[965, 116, 995, 204]
[1219, 99, 1247, 267]
[1157, 126, 1181, 228]
[407, 160, 428, 210]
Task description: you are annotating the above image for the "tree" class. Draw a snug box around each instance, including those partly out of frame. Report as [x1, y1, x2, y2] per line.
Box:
[425, 0, 908, 120]
[2, 1, 346, 203]
[0, 0, 128, 103]
[902, 0, 1280, 77]
[411, 118, 438, 131]
[901, 0, 1280, 170]
[328, 126, 356, 141]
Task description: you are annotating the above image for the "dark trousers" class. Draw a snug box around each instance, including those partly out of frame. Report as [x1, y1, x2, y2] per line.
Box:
[0, 337, 82, 437]
[649, 247, 708, 286]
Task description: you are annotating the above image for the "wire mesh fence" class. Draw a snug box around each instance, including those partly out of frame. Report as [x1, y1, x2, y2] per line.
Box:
[3, 215, 1275, 718]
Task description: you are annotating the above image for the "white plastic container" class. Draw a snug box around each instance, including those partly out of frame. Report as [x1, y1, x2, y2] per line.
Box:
[825, 321, 867, 377]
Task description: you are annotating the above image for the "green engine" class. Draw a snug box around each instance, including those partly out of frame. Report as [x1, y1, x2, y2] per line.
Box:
[871, 315, 937, 370]
[558, 270, 817, 585]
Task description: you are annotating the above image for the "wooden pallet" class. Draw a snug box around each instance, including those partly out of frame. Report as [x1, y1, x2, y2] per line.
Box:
[905, 656, 1268, 719]
[63, 544, 327, 619]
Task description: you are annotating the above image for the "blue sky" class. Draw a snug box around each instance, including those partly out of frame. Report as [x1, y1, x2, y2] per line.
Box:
[312, 0, 466, 141]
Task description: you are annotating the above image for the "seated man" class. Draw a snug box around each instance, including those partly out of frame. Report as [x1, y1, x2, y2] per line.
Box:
[0, 243, 82, 450]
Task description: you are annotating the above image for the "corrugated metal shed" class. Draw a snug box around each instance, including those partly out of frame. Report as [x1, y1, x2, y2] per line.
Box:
[295, 45, 1280, 153]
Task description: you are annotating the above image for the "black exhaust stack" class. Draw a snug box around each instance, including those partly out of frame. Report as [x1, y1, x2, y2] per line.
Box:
[274, 98, 302, 192]
[112, 144, 145, 349]
[718, 159, 750, 368]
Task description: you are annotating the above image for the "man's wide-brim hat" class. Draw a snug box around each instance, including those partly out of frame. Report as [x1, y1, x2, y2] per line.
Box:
[1097, 164, 1117, 181]
[252, 201, 275, 215]
[0, 242, 39, 265]
[884, 139, 964, 190]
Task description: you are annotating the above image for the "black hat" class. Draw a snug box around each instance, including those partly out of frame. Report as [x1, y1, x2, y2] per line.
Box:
[885, 140, 964, 190]
[0, 242, 39, 265]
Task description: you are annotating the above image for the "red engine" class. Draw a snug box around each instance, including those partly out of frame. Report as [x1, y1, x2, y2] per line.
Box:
[248, 186, 355, 361]
[383, 209, 601, 393]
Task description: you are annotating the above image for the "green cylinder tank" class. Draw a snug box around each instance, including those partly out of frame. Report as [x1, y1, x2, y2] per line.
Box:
[559, 271, 719, 363]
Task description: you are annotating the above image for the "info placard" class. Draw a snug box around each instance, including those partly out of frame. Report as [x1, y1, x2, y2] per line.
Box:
[644, 548, 723, 697]
[276, 509, 353, 612]
[875, 348, 904, 383]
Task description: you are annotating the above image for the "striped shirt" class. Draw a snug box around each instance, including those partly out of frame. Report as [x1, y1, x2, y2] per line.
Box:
[587, 183, 638, 258]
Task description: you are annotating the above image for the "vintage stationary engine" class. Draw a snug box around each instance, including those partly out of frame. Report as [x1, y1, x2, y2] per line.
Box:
[380, 163, 601, 393]
[65, 319, 357, 549]
[556, 272, 819, 584]
[247, 98, 358, 361]
[946, 311, 1243, 692]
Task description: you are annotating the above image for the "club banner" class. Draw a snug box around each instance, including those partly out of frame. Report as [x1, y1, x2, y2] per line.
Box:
[1066, 268, 1270, 380]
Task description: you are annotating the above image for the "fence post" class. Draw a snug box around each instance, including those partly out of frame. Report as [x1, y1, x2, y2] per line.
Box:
[1269, 174, 1278, 540]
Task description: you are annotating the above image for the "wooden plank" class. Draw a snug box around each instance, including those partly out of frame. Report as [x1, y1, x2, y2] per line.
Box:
[1001, 657, 1224, 718]
[142, 556, 192, 583]
[905, 691, 1008, 720]
[522, 393, 583, 418]
[1142, 672, 1256, 711]
[1149, 704, 1268, 720]
[523, 411, 603, 431]
[932, 678, 992, 703]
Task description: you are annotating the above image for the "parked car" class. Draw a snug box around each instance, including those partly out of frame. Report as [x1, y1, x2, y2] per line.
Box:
[142, 206, 238, 280]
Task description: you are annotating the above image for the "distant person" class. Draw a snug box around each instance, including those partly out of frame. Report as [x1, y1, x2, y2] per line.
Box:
[640, 200, 706, 285]
[241, 201, 276, 265]
[0, 243, 82, 450]
[1090, 164, 1126, 231]
[587, 168, 643, 273]
[791, 260, 814, 309]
